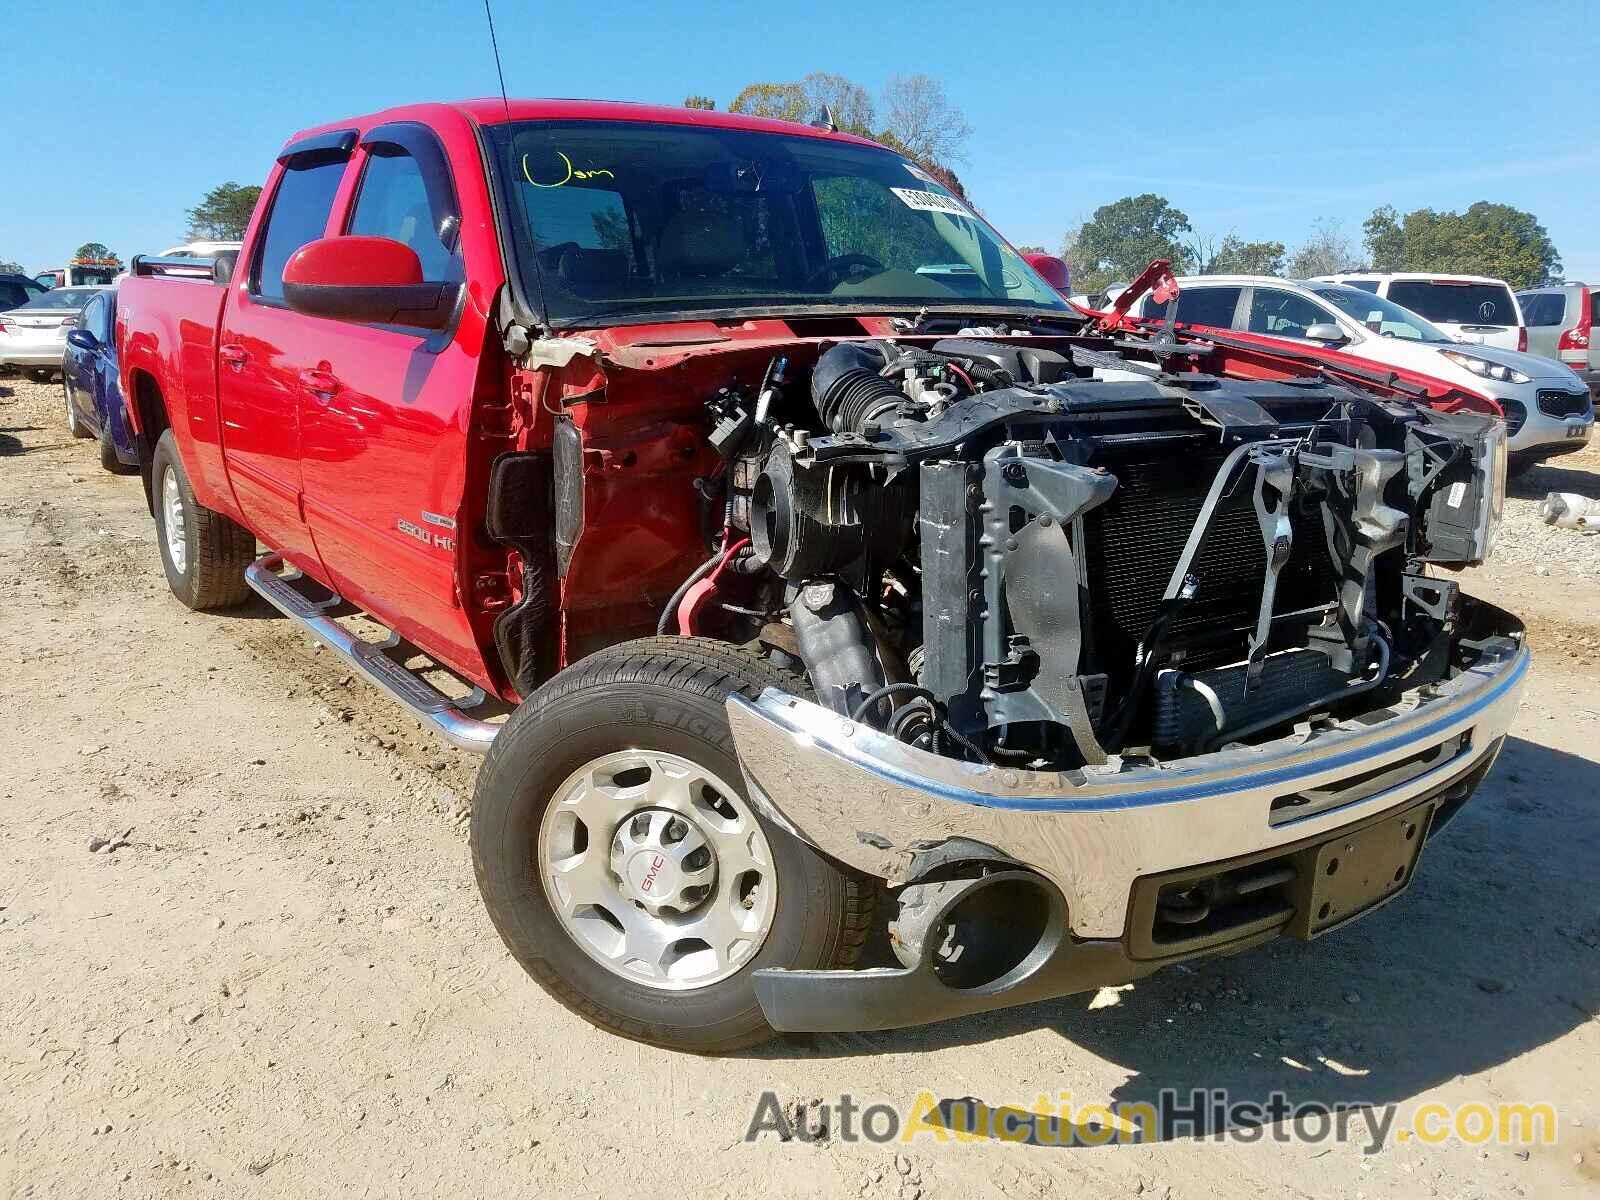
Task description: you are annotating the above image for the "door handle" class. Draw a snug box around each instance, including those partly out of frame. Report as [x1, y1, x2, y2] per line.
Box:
[298, 369, 341, 400]
[219, 343, 249, 369]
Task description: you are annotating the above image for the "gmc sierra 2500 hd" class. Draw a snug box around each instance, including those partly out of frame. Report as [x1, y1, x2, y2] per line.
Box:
[117, 99, 1527, 1052]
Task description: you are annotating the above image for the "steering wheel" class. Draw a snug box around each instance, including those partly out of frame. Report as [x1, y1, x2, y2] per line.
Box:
[807, 253, 884, 290]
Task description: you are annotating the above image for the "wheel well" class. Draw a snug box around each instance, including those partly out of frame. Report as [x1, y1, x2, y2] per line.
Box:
[131, 370, 169, 514]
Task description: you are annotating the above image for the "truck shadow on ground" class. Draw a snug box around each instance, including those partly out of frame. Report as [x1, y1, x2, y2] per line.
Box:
[788, 736, 1599, 1144]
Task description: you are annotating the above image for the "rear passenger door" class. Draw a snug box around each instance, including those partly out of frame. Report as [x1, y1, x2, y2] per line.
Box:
[1168, 286, 1244, 331]
[216, 133, 354, 571]
[294, 123, 478, 664]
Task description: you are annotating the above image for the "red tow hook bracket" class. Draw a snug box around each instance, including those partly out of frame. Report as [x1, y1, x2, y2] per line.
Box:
[675, 537, 750, 636]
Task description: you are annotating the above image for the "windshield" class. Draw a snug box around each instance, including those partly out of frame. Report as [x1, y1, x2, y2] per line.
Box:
[1309, 285, 1453, 343]
[487, 120, 1067, 324]
[17, 287, 101, 310]
[1384, 280, 1519, 327]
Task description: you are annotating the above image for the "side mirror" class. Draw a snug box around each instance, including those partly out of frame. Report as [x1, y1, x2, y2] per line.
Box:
[282, 236, 457, 330]
[1304, 322, 1349, 345]
[1022, 252, 1071, 295]
[65, 328, 99, 351]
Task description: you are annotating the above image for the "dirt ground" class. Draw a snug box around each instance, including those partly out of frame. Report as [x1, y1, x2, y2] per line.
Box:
[2, 373, 1597, 1199]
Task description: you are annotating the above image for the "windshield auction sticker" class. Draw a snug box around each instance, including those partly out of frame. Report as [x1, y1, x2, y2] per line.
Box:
[889, 187, 971, 218]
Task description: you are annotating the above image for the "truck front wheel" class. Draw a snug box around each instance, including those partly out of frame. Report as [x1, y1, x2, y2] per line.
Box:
[151, 430, 255, 610]
[471, 637, 873, 1053]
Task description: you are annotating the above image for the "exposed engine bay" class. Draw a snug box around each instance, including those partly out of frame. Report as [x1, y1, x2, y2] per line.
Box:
[660, 330, 1508, 772]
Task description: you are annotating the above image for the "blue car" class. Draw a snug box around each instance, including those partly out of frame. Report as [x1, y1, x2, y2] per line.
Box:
[63, 288, 138, 474]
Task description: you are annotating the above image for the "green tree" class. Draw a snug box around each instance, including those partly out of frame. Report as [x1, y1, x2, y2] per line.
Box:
[73, 241, 121, 266]
[186, 182, 263, 241]
[1360, 202, 1560, 287]
[1285, 217, 1360, 278]
[1195, 234, 1286, 276]
[0, 259, 26, 274]
[1362, 205, 1405, 271]
[728, 82, 808, 122]
[1066, 194, 1193, 292]
[682, 94, 717, 110]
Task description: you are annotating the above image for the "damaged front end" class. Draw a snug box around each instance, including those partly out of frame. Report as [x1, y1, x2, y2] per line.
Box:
[713, 339, 1525, 1032]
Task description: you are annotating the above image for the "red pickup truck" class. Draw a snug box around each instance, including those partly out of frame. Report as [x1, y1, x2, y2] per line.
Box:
[118, 99, 1527, 1052]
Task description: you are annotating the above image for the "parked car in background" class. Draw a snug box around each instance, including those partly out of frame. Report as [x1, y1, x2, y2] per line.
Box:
[158, 240, 243, 258]
[1127, 275, 1592, 471]
[1312, 272, 1525, 350]
[156, 240, 243, 280]
[1020, 252, 1071, 297]
[1517, 283, 1598, 401]
[34, 259, 122, 290]
[0, 273, 47, 313]
[0, 285, 106, 381]
[62, 287, 137, 473]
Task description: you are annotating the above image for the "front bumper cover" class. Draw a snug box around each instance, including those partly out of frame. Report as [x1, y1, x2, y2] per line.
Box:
[728, 601, 1528, 1032]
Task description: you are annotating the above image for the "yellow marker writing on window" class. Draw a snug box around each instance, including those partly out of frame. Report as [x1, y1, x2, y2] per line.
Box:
[522, 151, 616, 188]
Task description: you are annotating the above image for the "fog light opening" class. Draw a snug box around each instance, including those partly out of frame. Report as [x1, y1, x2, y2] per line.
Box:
[929, 877, 1054, 991]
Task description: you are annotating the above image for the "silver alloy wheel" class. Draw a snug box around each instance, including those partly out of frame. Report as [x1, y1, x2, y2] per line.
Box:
[538, 749, 778, 990]
[161, 466, 187, 575]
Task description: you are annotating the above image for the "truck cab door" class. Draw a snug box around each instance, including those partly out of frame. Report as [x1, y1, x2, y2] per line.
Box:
[294, 127, 482, 672]
[216, 139, 353, 572]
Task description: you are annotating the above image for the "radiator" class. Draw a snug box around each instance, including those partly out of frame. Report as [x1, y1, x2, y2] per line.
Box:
[1081, 442, 1341, 691]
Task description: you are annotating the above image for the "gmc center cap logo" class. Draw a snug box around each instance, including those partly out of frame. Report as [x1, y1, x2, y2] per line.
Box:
[628, 850, 676, 897]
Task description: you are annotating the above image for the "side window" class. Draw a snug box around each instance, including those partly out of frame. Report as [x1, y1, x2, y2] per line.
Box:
[97, 297, 115, 343]
[1247, 289, 1331, 338]
[1518, 293, 1562, 326]
[79, 295, 103, 342]
[252, 155, 348, 302]
[347, 149, 461, 282]
[0, 281, 26, 308]
[1173, 287, 1241, 329]
[1345, 280, 1380, 293]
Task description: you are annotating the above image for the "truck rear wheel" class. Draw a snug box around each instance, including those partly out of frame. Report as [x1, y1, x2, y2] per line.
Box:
[471, 636, 873, 1053]
[151, 430, 255, 610]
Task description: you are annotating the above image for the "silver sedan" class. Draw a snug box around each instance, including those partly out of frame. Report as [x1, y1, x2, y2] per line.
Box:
[0, 286, 108, 380]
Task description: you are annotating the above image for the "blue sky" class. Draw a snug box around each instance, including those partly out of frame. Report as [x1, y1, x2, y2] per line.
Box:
[5, 0, 1597, 278]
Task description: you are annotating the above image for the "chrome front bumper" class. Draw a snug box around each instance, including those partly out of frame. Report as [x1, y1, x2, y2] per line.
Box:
[728, 603, 1528, 1030]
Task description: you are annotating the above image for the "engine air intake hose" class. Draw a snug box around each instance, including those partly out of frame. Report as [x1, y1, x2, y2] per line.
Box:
[811, 342, 902, 433]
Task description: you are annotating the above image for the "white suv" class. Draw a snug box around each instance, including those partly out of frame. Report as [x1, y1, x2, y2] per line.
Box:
[1128, 275, 1592, 472]
[1312, 272, 1525, 351]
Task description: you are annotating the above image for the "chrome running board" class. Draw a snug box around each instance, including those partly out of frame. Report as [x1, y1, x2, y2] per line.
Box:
[245, 553, 500, 753]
